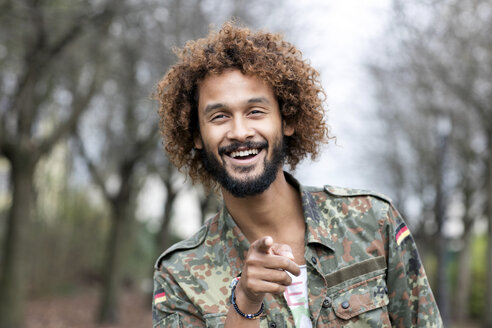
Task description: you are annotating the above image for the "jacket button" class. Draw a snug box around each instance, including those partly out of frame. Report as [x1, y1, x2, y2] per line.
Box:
[269, 322, 276, 328]
[322, 297, 332, 308]
[311, 257, 317, 265]
[341, 301, 350, 309]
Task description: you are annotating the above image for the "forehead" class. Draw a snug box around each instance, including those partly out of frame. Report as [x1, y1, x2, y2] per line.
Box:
[197, 69, 275, 103]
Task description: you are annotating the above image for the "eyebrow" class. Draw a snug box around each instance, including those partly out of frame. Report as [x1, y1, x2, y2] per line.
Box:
[203, 97, 271, 115]
[204, 103, 225, 115]
[247, 97, 270, 105]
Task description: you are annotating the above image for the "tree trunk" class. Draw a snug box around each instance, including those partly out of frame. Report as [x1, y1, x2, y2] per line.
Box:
[97, 199, 133, 323]
[0, 158, 35, 328]
[435, 218, 449, 325]
[454, 166, 474, 322]
[158, 186, 176, 252]
[455, 221, 473, 322]
[484, 131, 492, 328]
[435, 131, 450, 325]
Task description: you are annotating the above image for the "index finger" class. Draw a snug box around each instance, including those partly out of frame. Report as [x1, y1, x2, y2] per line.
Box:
[251, 236, 274, 254]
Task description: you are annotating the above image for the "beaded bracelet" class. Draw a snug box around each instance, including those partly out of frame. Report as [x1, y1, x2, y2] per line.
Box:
[230, 277, 264, 320]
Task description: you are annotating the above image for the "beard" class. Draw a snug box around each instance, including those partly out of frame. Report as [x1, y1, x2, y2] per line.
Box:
[199, 136, 286, 198]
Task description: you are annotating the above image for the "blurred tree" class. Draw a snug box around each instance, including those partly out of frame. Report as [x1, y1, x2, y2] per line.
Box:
[368, 0, 491, 325]
[199, 188, 221, 225]
[75, 21, 157, 325]
[0, 1, 117, 326]
[155, 162, 180, 252]
[75, 0, 211, 322]
[452, 110, 484, 321]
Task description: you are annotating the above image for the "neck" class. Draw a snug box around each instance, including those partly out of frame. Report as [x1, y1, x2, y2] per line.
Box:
[221, 170, 305, 246]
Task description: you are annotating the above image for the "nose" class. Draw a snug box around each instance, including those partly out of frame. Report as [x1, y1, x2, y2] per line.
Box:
[226, 116, 254, 141]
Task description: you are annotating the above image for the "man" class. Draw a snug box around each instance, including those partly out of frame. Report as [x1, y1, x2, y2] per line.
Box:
[153, 22, 442, 327]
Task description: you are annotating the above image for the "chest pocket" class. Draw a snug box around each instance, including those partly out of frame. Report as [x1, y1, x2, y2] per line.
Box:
[331, 274, 391, 327]
[319, 256, 391, 327]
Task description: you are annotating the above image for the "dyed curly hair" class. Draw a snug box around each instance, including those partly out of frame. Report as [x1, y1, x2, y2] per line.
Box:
[156, 22, 330, 188]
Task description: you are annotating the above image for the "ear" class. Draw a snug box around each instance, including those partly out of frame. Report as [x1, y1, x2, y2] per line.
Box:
[283, 121, 294, 137]
[194, 133, 203, 149]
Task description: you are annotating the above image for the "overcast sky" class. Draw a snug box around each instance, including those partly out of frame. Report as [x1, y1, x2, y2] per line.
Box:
[265, 0, 391, 191]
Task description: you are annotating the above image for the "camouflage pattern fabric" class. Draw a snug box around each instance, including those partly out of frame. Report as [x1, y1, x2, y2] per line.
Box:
[153, 174, 443, 327]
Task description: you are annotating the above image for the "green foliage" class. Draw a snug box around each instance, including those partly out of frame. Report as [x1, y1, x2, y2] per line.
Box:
[26, 182, 179, 297]
[124, 221, 159, 284]
[446, 234, 486, 319]
[469, 235, 486, 318]
[28, 187, 111, 296]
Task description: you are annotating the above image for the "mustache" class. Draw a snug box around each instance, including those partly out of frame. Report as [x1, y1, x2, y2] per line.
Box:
[218, 141, 268, 156]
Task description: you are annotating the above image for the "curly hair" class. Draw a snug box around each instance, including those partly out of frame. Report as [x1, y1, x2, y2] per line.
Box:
[156, 22, 331, 188]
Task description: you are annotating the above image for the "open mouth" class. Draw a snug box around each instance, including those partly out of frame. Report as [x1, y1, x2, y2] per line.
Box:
[219, 142, 267, 163]
[229, 148, 260, 160]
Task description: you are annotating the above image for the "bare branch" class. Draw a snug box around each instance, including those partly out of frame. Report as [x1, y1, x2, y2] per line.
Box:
[36, 69, 98, 158]
[131, 126, 159, 162]
[45, 9, 114, 62]
[5, 3, 116, 125]
[73, 131, 112, 202]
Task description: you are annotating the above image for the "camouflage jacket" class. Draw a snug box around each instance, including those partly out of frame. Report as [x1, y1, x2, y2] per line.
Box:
[153, 178, 442, 327]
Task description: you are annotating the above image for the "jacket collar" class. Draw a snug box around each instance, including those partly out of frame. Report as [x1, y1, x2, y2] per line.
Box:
[286, 172, 335, 252]
[219, 172, 334, 272]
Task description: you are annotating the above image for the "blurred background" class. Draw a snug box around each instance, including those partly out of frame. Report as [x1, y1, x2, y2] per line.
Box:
[0, 0, 490, 327]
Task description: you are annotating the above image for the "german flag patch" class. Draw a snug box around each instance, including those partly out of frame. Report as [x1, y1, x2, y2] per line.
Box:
[154, 288, 166, 304]
[395, 223, 410, 245]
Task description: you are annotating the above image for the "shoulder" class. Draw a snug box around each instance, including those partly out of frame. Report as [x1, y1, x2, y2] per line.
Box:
[322, 184, 392, 203]
[154, 214, 220, 270]
[304, 184, 394, 222]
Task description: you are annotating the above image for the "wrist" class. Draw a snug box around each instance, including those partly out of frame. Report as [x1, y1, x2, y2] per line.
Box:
[230, 277, 264, 319]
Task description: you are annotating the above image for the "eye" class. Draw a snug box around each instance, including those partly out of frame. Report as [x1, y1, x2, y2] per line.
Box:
[248, 109, 265, 116]
[210, 113, 227, 121]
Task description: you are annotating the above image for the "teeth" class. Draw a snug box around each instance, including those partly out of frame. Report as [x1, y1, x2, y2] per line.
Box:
[231, 148, 259, 158]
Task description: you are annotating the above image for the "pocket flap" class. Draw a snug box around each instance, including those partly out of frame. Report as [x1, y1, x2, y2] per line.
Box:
[332, 275, 389, 320]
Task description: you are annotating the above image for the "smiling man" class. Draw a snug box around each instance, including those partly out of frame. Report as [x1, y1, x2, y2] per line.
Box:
[197, 70, 292, 198]
[153, 22, 442, 327]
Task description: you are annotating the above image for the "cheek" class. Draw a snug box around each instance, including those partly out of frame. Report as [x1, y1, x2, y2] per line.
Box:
[199, 127, 225, 150]
[264, 120, 284, 137]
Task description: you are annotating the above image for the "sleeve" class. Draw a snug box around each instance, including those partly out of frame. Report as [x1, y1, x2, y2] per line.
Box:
[384, 204, 443, 327]
[153, 266, 205, 328]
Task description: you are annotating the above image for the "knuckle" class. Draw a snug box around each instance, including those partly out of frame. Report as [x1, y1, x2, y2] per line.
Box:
[276, 285, 286, 293]
[244, 266, 258, 279]
[244, 282, 256, 292]
[278, 272, 291, 286]
[245, 255, 261, 266]
[279, 257, 290, 268]
[242, 278, 257, 291]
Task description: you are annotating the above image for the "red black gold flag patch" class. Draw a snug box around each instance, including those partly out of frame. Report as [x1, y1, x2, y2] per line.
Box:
[154, 288, 166, 304]
[395, 223, 410, 245]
